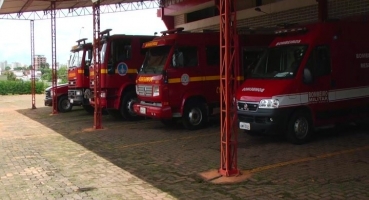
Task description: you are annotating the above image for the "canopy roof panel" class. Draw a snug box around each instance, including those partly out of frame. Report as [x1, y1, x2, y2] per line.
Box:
[0, 0, 159, 15]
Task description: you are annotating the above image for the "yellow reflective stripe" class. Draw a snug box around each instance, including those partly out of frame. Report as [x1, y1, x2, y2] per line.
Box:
[113, 69, 137, 74]
[68, 73, 76, 77]
[168, 76, 221, 84]
[78, 69, 84, 74]
[101, 69, 107, 74]
[237, 76, 244, 81]
[168, 78, 181, 83]
[128, 69, 137, 73]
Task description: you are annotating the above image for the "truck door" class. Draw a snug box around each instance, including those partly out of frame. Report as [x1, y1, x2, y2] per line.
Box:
[303, 45, 332, 125]
[167, 46, 201, 112]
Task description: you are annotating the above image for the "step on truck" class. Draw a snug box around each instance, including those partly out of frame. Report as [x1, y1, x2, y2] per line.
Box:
[235, 18, 369, 144]
[86, 29, 155, 120]
[133, 28, 275, 130]
[67, 38, 94, 114]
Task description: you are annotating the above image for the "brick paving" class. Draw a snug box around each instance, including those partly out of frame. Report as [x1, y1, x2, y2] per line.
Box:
[0, 94, 369, 200]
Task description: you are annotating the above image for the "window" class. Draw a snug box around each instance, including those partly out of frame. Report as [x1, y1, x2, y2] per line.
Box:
[206, 46, 220, 66]
[108, 38, 132, 74]
[304, 45, 331, 77]
[187, 6, 219, 23]
[172, 46, 198, 68]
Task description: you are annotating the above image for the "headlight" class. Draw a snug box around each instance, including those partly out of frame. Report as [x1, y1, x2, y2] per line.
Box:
[153, 86, 160, 97]
[100, 91, 106, 98]
[50, 90, 54, 97]
[76, 90, 82, 96]
[259, 99, 279, 109]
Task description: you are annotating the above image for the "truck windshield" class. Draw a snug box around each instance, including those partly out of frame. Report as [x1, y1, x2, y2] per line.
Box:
[69, 51, 82, 68]
[139, 45, 171, 74]
[250, 45, 308, 79]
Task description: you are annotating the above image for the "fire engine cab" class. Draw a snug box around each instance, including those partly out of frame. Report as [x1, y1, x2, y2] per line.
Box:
[68, 38, 94, 113]
[236, 19, 369, 144]
[86, 29, 154, 120]
[133, 28, 274, 130]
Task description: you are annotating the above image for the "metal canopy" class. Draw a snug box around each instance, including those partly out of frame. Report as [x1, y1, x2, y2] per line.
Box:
[0, 0, 159, 17]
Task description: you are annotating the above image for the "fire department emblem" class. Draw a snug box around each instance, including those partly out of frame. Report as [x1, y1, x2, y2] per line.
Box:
[181, 74, 190, 85]
[117, 62, 128, 76]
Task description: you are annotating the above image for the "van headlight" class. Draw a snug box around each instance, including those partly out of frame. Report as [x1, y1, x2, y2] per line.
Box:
[76, 90, 82, 96]
[153, 86, 160, 97]
[259, 99, 279, 109]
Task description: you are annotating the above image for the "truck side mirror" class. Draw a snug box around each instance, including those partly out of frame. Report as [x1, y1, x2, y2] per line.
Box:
[303, 68, 313, 84]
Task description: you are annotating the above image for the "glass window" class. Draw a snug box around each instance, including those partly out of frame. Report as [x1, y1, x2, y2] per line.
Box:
[140, 45, 171, 74]
[304, 45, 331, 77]
[172, 46, 198, 68]
[206, 46, 220, 66]
[251, 45, 308, 79]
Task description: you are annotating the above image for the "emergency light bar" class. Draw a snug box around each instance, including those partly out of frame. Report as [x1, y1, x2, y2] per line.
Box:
[160, 27, 184, 36]
[76, 38, 88, 45]
[274, 27, 308, 35]
[100, 29, 112, 37]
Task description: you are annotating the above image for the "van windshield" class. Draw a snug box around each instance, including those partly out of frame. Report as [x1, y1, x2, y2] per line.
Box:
[250, 45, 308, 79]
[139, 45, 171, 74]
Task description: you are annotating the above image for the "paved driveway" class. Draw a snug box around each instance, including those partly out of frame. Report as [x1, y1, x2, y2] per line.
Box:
[0, 95, 368, 199]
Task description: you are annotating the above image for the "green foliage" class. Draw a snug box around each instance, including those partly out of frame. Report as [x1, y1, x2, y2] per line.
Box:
[5, 66, 10, 71]
[14, 67, 23, 71]
[58, 66, 68, 83]
[2, 71, 16, 81]
[0, 80, 45, 95]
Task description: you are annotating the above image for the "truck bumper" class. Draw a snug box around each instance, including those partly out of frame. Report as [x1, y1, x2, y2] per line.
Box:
[133, 103, 172, 119]
[44, 98, 52, 106]
[237, 108, 293, 135]
[68, 95, 85, 105]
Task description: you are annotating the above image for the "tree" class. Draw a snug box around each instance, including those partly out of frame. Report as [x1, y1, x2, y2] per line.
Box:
[14, 67, 23, 71]
[39, 63, 50, 75]
[58, 66, 68, 83]
[5, 66, 10, 71]
[4, 71, 16, 81]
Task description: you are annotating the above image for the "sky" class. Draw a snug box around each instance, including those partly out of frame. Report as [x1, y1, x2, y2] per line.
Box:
[0, 8, 167, 66]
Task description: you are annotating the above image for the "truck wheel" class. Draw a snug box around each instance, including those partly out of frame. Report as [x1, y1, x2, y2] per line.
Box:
[120, 91, 142, 121]
[286, 110, 313, 144]
[182, 100, 208, 130]
[82, 105, 94, 115]
[58, 95, 72, 113]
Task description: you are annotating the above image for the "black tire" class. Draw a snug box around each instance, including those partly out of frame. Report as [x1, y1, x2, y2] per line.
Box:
[58, 95, 72, 113]
[286, 109, 313, 145]
[120, 91, 142, 121]
[82, 105, 94, 115]
[182, 100, 208, 130]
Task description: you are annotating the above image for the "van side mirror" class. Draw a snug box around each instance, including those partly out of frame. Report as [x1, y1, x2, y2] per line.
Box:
[303, 68, 313, 84]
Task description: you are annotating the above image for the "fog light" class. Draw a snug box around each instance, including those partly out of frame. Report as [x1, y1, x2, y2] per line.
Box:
[269, 118, 273, 122]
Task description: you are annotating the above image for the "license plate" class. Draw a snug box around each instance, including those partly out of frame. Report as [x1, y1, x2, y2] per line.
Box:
[70, 99, 73, 103]
[239, 122, 250, 130]
[139, 107, 146, 114]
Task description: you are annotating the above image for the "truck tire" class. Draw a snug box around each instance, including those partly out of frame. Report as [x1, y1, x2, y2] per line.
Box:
[82, 105, 94, 115]
[182, 100, 208, 130]
[120, 91, 142, 121]
[286, 109, 313, 144]
[58, 95, 72, 113]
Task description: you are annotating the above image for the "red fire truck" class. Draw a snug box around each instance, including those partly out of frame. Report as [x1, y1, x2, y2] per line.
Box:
[86, 29, 155, 120]
[133, 28, 274, 130]
[67, 38, 94, 113]
[236, 19, 369, 144]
